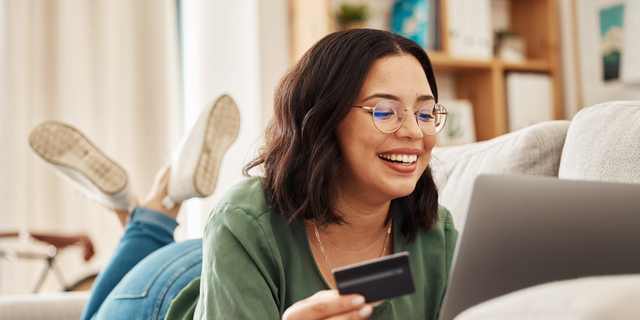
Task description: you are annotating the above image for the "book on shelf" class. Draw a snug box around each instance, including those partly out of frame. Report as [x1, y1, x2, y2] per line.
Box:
[506, 72, 553, 132]
[390, 0, 440, 50]
[446, 0, 493, 60]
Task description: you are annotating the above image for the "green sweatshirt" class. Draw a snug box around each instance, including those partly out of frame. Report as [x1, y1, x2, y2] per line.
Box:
[166, 177, 458, 320]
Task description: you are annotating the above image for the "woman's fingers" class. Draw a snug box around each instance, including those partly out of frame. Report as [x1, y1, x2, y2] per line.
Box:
[325, 304, 373, 320]
[283, 290, 372, 320]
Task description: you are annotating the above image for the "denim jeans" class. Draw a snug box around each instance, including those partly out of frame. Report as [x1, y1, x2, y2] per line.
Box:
[80, 208, 203, 320]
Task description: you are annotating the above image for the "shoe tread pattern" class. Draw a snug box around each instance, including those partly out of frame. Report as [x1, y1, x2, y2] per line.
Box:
[29, 122, 128, 195]
[194, 95, 241, 196]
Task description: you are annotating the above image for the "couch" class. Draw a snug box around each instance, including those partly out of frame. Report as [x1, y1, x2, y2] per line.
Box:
[0, 291, 88, 320]
[431, 100, 640, 319]
[1, 100, 638, 319]
[433, 100, 640, 231]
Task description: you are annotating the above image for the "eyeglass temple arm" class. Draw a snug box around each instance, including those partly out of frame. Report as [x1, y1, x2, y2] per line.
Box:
[353, 106, 375, 111]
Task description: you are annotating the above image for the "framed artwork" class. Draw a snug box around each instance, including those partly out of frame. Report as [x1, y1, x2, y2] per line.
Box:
[575, 0, 640, 108]
[437, 99, 476, 146]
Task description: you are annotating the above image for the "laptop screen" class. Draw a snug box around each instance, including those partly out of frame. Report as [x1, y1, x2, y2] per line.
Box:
[439, 174, 640, 320]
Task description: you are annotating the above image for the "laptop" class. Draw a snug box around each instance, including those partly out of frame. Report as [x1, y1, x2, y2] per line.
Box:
[438, 174, 640, 320]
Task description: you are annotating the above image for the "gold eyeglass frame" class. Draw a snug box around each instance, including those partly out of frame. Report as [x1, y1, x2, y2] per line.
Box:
[353, 101, 448, 135]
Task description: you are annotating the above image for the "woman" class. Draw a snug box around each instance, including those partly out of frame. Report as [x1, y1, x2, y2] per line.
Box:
[32, 28, 456, 320]
[181, 28, 457, 319]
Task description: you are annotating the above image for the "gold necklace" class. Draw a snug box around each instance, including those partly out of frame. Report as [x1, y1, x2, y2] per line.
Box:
[313, 220, 392, 270]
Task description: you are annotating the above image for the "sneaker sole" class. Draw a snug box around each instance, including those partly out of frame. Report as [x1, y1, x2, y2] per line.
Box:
[29, 121, 128, 195]
[193, 95, 241, 196]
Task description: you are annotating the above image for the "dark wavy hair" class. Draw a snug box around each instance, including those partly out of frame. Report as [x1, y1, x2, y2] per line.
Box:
[244, 28, 439, 242]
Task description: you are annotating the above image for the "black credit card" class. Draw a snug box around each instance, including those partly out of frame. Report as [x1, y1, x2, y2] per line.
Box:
[332, 252, 415, 303]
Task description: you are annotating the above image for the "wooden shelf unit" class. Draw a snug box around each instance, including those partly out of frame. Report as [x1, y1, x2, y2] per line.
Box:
[435, 0, 563, 141]
[289, 0, 563, 141]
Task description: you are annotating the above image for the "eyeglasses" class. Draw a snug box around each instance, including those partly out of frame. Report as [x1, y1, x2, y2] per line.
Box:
[353, 101, 448, 135]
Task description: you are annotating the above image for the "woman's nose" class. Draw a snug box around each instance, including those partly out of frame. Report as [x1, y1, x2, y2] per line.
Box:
[395, 110, 423, 139]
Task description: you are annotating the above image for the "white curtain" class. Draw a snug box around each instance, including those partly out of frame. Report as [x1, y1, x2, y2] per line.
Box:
[0, 0, 181, 294]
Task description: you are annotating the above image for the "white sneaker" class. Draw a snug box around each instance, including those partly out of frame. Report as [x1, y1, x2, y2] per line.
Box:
[29, 121, 135, 211]
[162, 94, 241, 209]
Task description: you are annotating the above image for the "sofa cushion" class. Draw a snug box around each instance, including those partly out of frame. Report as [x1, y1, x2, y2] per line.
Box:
[559, 101, 640, 184]
[455, 274, 640, 320]
[0, 291, 88, 320]
[431, 120, 570, 230]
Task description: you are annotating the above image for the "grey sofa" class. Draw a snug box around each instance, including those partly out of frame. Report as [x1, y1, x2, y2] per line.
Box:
[432, 100, 640, 319]
[0, 291, 88, 319]
[1, 101, 638, 319]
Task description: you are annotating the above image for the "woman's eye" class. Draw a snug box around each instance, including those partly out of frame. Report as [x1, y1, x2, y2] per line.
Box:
[374, 111, 395, 120]
[418, 113, 434, 121]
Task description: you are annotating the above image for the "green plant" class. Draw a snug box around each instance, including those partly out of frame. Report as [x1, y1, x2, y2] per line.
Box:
[494, 29, 519, 41]
[335, 3, 369, 25]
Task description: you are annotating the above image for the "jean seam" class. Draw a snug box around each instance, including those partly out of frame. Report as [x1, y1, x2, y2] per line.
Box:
[152, 256, 203, 319]
[112, 245, 201, 299]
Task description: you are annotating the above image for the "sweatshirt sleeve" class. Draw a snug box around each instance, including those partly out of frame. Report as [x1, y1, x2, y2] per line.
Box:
[194, 202, 281, 320]
[440, 206, 459, 278]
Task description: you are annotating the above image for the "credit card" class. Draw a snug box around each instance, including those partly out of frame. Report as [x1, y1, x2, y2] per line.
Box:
[332, 251, 415, 303]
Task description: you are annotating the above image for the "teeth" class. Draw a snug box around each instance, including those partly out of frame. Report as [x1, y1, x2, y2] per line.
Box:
[378, 154, 418, 164]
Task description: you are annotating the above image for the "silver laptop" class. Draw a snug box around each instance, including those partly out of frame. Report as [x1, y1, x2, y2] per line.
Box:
[439, 174, 640, 320]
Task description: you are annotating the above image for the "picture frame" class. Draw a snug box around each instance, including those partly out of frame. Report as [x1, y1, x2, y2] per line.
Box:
[437, 99, 476, 146]
[574, 0, 640, 108]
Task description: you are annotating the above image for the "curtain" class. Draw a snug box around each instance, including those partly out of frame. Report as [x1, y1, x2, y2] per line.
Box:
[0, 0, 181, 294]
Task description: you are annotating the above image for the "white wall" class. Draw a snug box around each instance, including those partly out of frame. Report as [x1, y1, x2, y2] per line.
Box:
[258, 0, 290, 126]
[179, 0, 289, 238]
[0, 0, 7, 295]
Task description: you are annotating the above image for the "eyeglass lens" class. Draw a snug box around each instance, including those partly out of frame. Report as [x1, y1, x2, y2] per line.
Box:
[372, 101, 445, 135]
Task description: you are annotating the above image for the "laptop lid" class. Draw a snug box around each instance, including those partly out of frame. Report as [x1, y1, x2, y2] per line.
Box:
[439, 174, 640, 320]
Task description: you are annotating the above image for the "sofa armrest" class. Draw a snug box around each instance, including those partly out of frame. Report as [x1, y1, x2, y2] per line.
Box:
[559, 101, 640, 184]
[0, 291, 89, 320]
[432, 120, 570, 230]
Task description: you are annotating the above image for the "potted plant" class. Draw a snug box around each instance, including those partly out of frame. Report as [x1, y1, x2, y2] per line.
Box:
[335, 3, 369, 30]
[494, 29, 526, 62]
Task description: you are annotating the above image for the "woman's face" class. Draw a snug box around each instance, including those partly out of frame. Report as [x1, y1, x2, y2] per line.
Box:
[336, 54, 437, 205]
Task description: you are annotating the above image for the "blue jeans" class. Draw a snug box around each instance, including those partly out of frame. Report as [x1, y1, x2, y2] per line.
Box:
[80, 208, 203, 320]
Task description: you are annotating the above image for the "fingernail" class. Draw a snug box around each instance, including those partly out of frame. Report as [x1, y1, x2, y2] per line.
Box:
[359, 305, 373, 318]
[352, 296, 365, 306]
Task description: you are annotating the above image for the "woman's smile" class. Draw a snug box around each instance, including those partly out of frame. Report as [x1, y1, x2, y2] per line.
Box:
[377, 148, 421, 173]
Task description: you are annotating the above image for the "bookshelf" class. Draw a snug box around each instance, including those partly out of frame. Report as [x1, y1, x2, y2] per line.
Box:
[289, 0, 563, 141]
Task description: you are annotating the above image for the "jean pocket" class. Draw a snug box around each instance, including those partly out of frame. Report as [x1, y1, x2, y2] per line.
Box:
[111, 241, 202, 299]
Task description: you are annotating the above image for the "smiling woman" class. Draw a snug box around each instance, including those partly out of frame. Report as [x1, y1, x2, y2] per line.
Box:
[337, 55, 439, 207]
[194, 28, 459, 320]
[50, 28, 458, 320]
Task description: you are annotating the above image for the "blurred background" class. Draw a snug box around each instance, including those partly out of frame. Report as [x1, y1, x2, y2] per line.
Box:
[0, 0, 638, 296]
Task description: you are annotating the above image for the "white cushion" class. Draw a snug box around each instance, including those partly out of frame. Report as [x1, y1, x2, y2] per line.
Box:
[559, 101, 640, 184]
[455, 274, 640, 320]
[0, 291, 88, 320]
[432, 120, 570, 230]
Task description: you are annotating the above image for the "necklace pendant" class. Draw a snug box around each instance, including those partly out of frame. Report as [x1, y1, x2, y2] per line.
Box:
[312, 220, 393, 271]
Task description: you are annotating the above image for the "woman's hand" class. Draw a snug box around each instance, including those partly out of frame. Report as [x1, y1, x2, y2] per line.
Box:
[283, 290, 372, 320]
